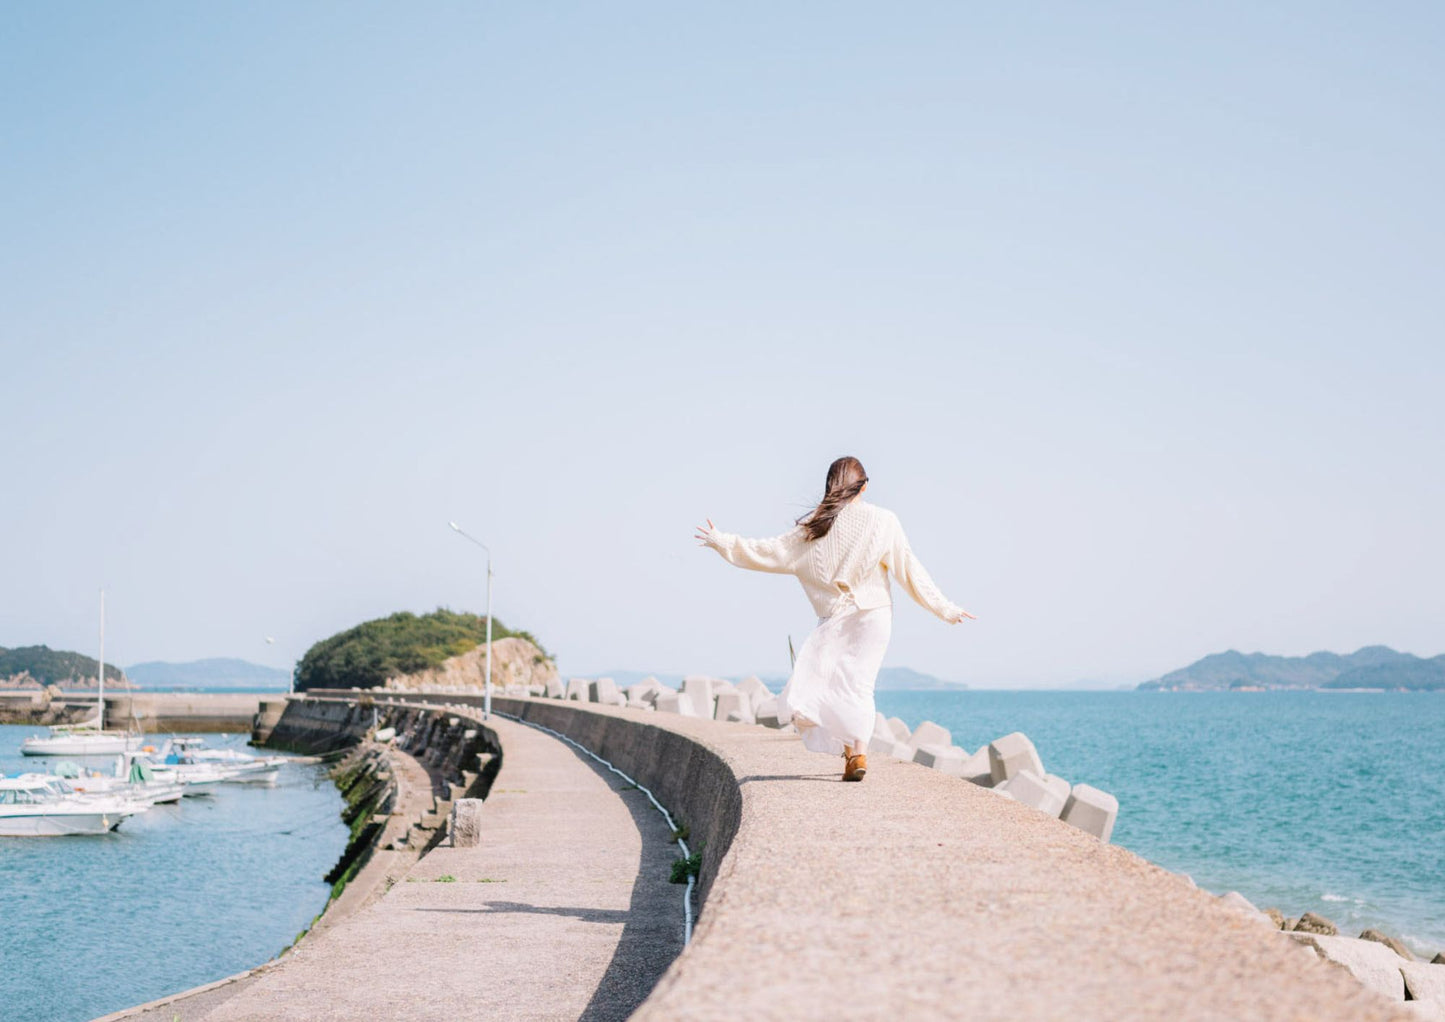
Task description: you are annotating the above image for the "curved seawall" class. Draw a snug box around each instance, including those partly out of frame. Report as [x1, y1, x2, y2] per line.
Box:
[108, 690, 1418, 1021]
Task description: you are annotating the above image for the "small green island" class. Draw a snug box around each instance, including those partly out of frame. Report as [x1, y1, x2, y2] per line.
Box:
[295, 608, 550, 691]
[0, 645, 128, 689]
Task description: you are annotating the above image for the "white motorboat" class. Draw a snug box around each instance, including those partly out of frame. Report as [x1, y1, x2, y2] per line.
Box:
[49, 757, 187, 806]
[20, 592, 138, 757]
[161, 737, 284, 787]
[0, 776, 147, 837]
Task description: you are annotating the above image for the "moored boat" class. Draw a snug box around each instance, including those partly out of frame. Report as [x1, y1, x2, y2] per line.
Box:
[0, 776, 147, 837]
[20, 592, 138, 757]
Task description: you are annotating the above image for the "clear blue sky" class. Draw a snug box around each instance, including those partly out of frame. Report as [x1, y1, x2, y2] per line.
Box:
[3, 3, 1442, 687]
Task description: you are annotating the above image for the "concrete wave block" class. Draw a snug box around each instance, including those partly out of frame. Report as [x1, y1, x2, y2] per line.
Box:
[449, 798, 484, 848]
[868, 734, 914, 760]
[736, 676, 772, 702]
[872, 712, 893, 740]
[589, 678, 620, 704]
[754, 696, 784, 728]
[988, 732, 1045, 785]
[1001, 769, 1070, 816]
[1401, 961, 1445, 1004]
[1061, 783, 1118, 843]
[912, 743, 965, 770]
[1216, 891, 1273, 926]
[681, 676, 718, 717]
[958, 747, 994, 786]
[626, 683, 661, 709]
[655, 690, 702, 717]
[564, 678, 589, 701]
[1287, 933, 1406, 1001]
[1359, 928, 1413, 960]
[909, 720, 952, 750]
[545, 678, 566, 699]
[714, 691, 754, 724]
[887, 717, 911, 743]
[1402, 1001, 1445, 1021]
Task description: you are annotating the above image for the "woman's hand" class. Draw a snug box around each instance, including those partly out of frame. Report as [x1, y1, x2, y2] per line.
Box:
[951, 608, 977, 623]
[694, 519, 719, 547]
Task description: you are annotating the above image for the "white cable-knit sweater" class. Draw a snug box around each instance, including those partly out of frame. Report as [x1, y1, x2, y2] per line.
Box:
[702, 501, 966, 623]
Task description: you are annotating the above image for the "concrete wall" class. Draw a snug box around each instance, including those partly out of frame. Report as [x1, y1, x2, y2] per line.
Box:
[278, 689, 1409, 1022]
[103, 693, 268, 732]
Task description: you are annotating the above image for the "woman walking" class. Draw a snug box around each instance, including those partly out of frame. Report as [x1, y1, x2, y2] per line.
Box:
[696, 456, 973, 782]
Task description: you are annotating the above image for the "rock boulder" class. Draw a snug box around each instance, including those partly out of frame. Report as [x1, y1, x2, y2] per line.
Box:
[1294, 912, 1339, 936]
[1360, 928, 1413, 960]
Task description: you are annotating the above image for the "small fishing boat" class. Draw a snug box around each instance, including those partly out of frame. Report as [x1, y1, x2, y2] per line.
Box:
[0, 776, 148, 837]
[160, 737, 285, 787]
[49, 756, 187, 806]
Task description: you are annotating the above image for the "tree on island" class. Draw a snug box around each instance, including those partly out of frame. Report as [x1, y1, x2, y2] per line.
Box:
[0, 645, 128, 688]
[294, 609, 548, 691]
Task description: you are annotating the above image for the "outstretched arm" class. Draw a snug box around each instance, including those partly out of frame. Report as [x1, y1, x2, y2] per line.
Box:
[695, 519, 807, 575]
[883, 519, 975, 624]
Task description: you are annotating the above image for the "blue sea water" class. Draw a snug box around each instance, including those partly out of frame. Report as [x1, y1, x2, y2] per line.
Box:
[0, 726, 348, 1022]
[875, 690, 1445, 955]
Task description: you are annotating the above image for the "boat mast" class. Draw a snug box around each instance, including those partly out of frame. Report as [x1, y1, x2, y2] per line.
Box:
[97, 589, 105, 731]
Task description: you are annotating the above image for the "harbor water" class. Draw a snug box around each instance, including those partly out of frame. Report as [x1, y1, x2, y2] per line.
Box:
[875, 689, 1445, 954]
[0, 725, 348, 1022]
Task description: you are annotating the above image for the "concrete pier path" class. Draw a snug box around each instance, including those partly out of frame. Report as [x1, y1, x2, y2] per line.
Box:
[127, 716, 681, 1021]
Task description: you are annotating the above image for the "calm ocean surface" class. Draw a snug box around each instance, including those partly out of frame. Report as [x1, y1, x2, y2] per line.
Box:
[876, 690, 1445, 954]
[3, 694, 1442, 1020]
[0, 726, 348, 1022]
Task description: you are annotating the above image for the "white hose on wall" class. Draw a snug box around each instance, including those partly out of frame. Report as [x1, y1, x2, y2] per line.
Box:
[491, 709, 696, 945]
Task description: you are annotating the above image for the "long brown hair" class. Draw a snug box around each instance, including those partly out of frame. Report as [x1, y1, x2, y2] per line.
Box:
[797, 456, 868, 541]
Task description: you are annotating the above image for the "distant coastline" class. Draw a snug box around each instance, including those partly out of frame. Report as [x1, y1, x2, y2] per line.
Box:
[1139, 646, 1445, 692]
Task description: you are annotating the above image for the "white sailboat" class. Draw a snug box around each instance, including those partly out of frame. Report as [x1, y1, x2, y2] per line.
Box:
[20, 591, 138, 757]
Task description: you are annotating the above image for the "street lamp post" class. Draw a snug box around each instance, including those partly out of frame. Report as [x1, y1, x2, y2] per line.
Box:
[448, 521, 493, 720]
[265, 637, 295, 694]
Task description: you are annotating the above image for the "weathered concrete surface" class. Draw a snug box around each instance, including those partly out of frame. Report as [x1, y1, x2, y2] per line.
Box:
[117, 713, 679, 1021]
[119, 690, 1412, 1022]
[105, 692, 267, 732]
[0, 691, 266, 731]
[462, 696, 1407, 1022]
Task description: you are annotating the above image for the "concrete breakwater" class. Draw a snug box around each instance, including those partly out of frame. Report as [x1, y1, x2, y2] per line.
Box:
[107, 688, 1436, 1020]
[287, 689, 1426, 1020]
[0, 690, 269, 732]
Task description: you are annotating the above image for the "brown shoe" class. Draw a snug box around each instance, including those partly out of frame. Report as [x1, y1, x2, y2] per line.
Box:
[843, 753, 867, 782]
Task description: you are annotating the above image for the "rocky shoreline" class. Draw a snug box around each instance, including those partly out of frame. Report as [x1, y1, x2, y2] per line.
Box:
[1205, 892, 1445, 1009]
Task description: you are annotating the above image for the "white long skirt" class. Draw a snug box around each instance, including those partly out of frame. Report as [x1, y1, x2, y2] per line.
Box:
[778, 602, 892, 756]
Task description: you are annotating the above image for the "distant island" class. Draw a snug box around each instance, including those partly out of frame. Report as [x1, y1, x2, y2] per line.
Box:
[599, 666, 966, 692]
[126, 658, 292, 690]
[1139, 646, 1445, 691]
[296, 608, 548, 691]
[0, 644, 129, 689]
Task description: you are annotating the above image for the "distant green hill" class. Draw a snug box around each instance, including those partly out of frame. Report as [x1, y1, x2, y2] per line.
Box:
[126, 658, 290, 690]
[1139, 646, 1445, 691]
[0, 645, 126, 687]
[295, 609, 544, 691]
